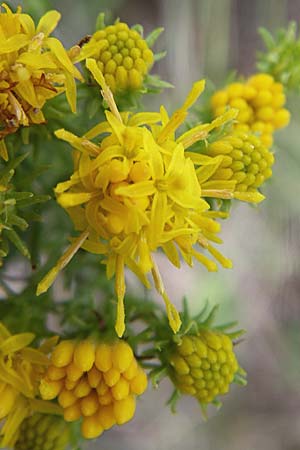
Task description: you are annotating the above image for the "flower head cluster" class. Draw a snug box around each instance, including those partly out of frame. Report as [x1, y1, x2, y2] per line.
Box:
[211, 73, 290, 148]
[40, 339, 147, 440]
[0, 322, 61, 448]
[206, 129, 274, 195]
[169, 332, 240, 404]
[37, 59, 265, 337]
[0, 4, 82, 159]
[15, 413, 70, 450]
[78, 22, 154, 93]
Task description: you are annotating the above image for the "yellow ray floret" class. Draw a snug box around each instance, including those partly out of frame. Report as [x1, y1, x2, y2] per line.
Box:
[37, 59, 264, 337]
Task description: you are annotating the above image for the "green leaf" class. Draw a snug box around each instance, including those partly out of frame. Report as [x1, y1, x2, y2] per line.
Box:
[5, 229, 30, 258]
[17, 194, 50, 208]
[132, 24, 143, 37]
[95, 12, 105, 31]
[258, 27, 276, 49]
[166, 389, 181, 414]
[154, 50, 167, 62]
[9, 214, 28, 231]
[149, 366, 168, 388]
[145, 74, 174, 88]
[146, 27, 164, 48]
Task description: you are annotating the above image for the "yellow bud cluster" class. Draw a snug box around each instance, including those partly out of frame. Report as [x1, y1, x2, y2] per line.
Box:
[82, 22, 154, 93]
[169, 332, 239, 404]
[40, 339, 147, 440]
[15, 414, 70, 450]
[211, 73, 290, 147]
[207, 129, 274, 192]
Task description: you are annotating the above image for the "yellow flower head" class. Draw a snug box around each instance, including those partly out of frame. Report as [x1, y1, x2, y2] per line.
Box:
[77, 21, 154, 93]
[40, 339, 147, 440]
[15, 413, 70, 450]
[211, 73, 290, 148]
[169, 331, 244, 405]
[0, 322, 61, 448]
[206, 129, 274, 196]
[0, 3, 82, 159]
[37, 59, 265, 337]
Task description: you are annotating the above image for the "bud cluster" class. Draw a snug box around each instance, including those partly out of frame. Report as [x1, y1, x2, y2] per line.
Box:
[82, 22, 154, 93]
[169, 332, 239, 404]
[211, 73, 290, 147]
[40, 339, 147, 439]
[15, 414, 70, 450]
[207, 129, 274, 192]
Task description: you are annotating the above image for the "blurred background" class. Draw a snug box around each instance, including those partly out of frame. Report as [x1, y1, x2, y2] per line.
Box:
[8, 0, 300, 449]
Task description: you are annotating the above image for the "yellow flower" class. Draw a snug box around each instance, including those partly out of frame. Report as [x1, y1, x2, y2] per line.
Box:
[37, 59, 264, 337]
[206, 129, 274, 197]
[211, 73, 290, 148]
[0, 3, 82, 160]
[0, 322, 62, 448]
[40, 338, 147, 440]
[15, 413, 70, 450]
[169, 332, 244, 404]
[76, 21, 154, 93]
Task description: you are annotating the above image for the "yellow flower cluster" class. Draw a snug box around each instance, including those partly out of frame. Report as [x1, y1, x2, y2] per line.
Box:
[169, 332, 239, 404]
[40, 339, 148, 440]
[0, 323, 61, 448]
[206, 129, 274, 194]
[0, 4, 82, 160]
[37, 59, 265, 338]
[15, 413, 70, 450]
[78, 22, 154, 93]
[211, 73, 290, 148]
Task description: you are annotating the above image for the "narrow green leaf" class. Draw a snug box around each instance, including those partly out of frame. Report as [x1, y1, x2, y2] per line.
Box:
[5, 229, 30, 258]
[131, 24, 143, 37]
[145, 27, 164, 47]
[95, 12, 105, 30]
[9, 214, 28, 231]
[154, 50, 167, 62]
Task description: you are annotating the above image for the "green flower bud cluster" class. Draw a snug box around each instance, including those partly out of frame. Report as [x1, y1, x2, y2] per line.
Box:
[207, 129, 274, 193]
[82, 22, 154, 93]
[169, 331, 239, 404]
[15, 414, 70, 450]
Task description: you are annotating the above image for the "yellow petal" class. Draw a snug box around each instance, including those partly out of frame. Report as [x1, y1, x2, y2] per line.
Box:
[57, 192, 93, 208]
[16, 52, 57, 69]
[128, 112, 161, 127]
[162, 292, 182, 333]
[64, 70, 77, 113]
[18, 13, 35, 36]
[37, 10, 61, 36]
[86, 58, 122, 122]
[182, 79, 206, 111]
[39, 336, 59, 354]
[19, 348, 50, 365]
[36, 229, 89, 296]
[47, 37, 82, 79]
[0, 34, 29, 54]
[115, 180, 155, 197]
[15, 80, 39, 108]
[234, 191, 265, 203]
[0, 333, 35, 354]
[207, 244, 233, 269]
